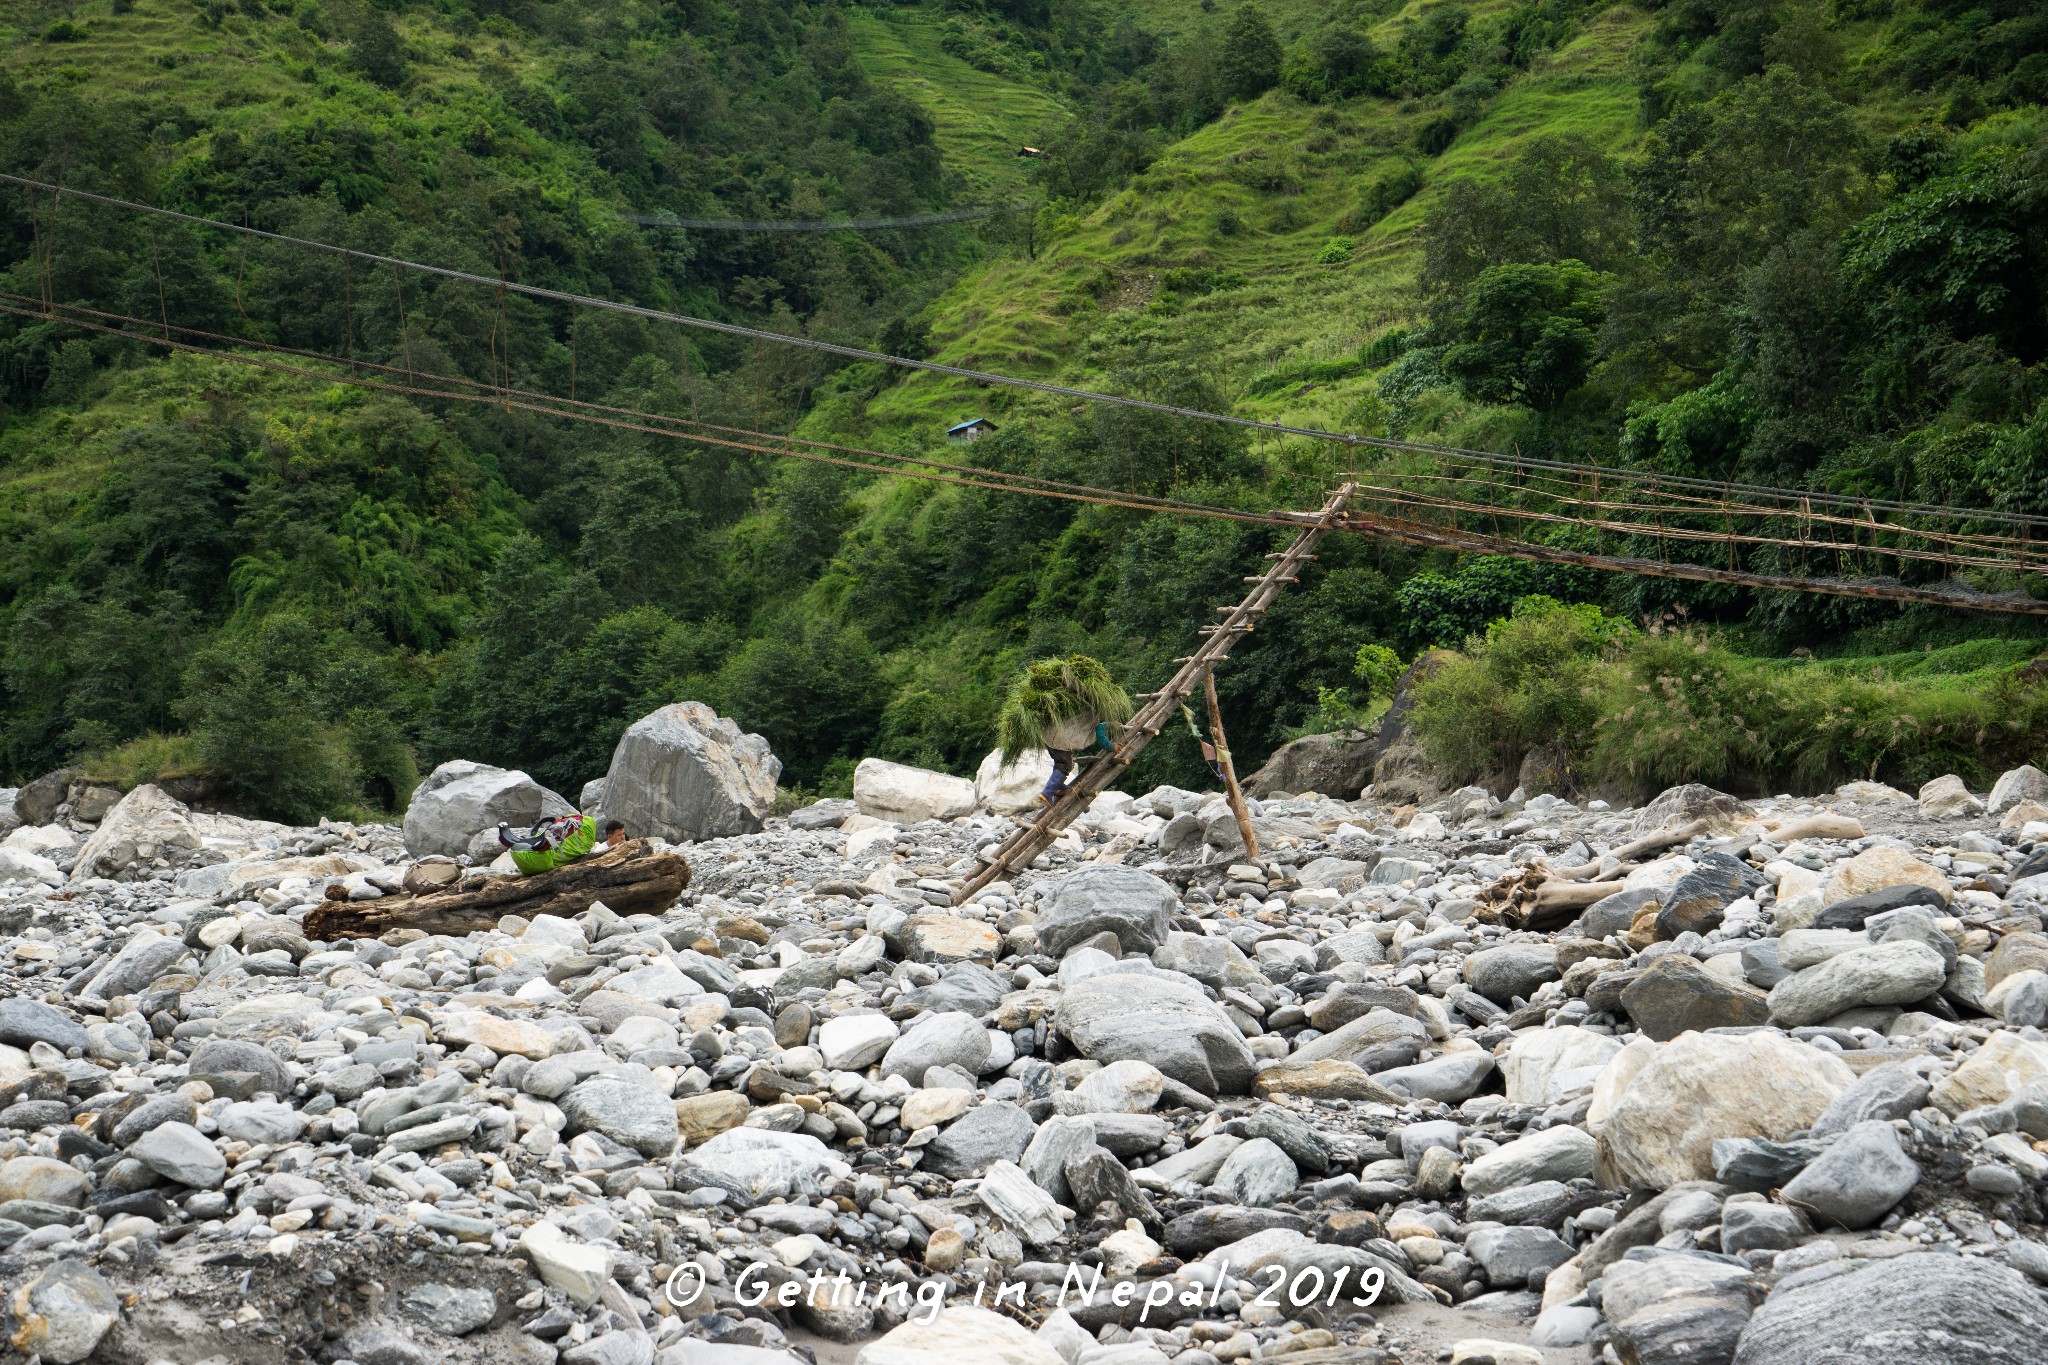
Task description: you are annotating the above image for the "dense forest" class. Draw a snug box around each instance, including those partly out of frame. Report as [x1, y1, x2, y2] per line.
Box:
[1, 0, 2044, 821]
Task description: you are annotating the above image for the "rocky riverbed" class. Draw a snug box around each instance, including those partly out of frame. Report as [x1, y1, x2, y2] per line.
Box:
[4, 743, 2048, 1365]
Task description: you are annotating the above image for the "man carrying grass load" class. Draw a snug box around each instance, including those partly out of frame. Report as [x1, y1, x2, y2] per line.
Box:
[995, 655, 1135, 806]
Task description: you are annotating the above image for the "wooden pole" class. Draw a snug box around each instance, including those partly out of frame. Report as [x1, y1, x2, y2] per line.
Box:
[1204, 672, 1259, 862]
[950, 484, 1353, 905]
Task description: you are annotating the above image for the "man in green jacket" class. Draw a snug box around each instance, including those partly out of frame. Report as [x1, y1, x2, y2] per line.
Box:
[498, 813, 597, 875]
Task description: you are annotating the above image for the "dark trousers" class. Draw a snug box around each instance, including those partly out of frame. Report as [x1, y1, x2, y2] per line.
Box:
[1042, 747, 1075, 798]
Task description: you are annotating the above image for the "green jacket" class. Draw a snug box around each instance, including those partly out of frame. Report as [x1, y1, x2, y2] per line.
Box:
[509, 814, 597, 875]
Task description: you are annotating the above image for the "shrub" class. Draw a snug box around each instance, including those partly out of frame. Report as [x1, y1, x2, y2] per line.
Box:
[1406, 603, 2048, 799]
[76, 732, 207, 790]
[1409, 597, 1634, 784]
[1315, 236, 1355, 264]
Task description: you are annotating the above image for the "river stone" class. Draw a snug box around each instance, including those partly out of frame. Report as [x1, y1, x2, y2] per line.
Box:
[1865, 907, 1956, 972]
[1212, 1137, 1297, 1206]
[184, 1038, 294, 1100]
[1820, 847, 1951, 905]
[0, 1156, 89, 1208]
[1463, 1124, 1598, 1198]
[1056, 973, 1255, 1096]
[1467, 1226, 1573, 1286]
[0, 998, 87, 1053]
[1720, 1201, 1806, 1254]
[1287, 1008, 1430, 1067]
[1600, 1256, 1755, 1328]
[1620, 955, 1771, 1040]
[216, 1100, 305, 1145]
[1731, 1253, 2048, 1364]
[880, 1012, 991, 1084]
[1375, 1049, 1497, 1102]
[1711, 1137, 1829, 1192]
[1767, 940, 1949, 1027]
[1984, 932, 2048, 992]
[1778, 1120, 1919, 1229]
[1597, 1030, 1855, 1188]
[1464, 944, 1559, 1006]
[679, 1128, 844, 1203]
[1988, 764, 2048, 815]
[111, 1094, 198, 1148]
[921, 1101, 1035, 1180]
[8, 1260, 120, 1364]
[561, 1077, 679, 1157]
[78, 929, 187, 1000]
[1917, 774, 1983, 819]
[1810, 1061, 1932, 1140]
[129, 1121, 226, 1188]
[1655, 852, 1767, 939]
[818, 1014, 899, 1070]
[1632, 784, 1752, 837]
[1812, 884, 1947, 931]
[1577, 887, 1661, 939]
[403, 1281, 498, 1336]
[1037, 865, 1177, 957]
[1501, 1026, 1623, 1107]
[1469, 1180, 1575, 1228]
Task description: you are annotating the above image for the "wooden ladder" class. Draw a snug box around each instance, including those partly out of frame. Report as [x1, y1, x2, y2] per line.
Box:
[950, 483, 1354, 905]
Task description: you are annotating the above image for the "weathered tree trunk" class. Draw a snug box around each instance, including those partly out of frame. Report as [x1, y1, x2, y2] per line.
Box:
[304, 840, 691, 941]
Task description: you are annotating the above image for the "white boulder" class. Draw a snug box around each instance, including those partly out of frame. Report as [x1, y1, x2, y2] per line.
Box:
[975, 748, 1053, 815]
[70, 784, 203, 881]
[853, 758, 976, 824]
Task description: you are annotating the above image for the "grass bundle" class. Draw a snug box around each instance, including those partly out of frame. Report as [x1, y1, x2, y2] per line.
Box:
[996, 655, 1135, 763]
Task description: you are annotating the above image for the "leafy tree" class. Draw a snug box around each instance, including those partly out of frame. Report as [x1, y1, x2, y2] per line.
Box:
[1420, 136, 1627, 314]
[1632, 67, 1867, 295]
[180, 614, 368, 823]
[347, 6, 408, 88]
[1440, 260, 1609, 408]
[1218, 4, 1283, 102]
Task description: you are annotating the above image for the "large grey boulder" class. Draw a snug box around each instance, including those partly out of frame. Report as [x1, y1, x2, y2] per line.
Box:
[1988, 764, 2048, 815]
[1767, 940, 1949, 1027]
[1732, 1254, 2048, 1364]
[8, 1260, 121, 1364]
[1038, 865, 1178, 957]
[0, 787, 19, 837]
[1242, 731, 1376, 799]
[1058, 973, 1255, 1096]
[402, 760, 574, 857]
[15, 767, 79, 827]
[1778, 1120, 1919, 1229]
[599, 703, 780, 842]
[1631, 783, 1752, 837]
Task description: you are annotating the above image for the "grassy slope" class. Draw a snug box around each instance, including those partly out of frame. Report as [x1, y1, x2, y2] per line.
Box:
[824, 2, 1653, 452]
[846, 8, 1071, 199]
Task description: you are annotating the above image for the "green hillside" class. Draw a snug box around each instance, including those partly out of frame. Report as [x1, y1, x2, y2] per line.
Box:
[1, 0, 2044, 818]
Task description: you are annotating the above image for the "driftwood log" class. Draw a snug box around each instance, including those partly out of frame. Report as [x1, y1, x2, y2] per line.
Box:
[1478, 864, 1628, 931]
[304, 840, 691, 941]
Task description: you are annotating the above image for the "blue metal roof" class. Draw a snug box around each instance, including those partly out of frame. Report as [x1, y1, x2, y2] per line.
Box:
[947, 417, 996, 433]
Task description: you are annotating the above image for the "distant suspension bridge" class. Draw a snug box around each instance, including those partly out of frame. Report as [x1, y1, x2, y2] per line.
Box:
[3, 173, 2046, 616]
